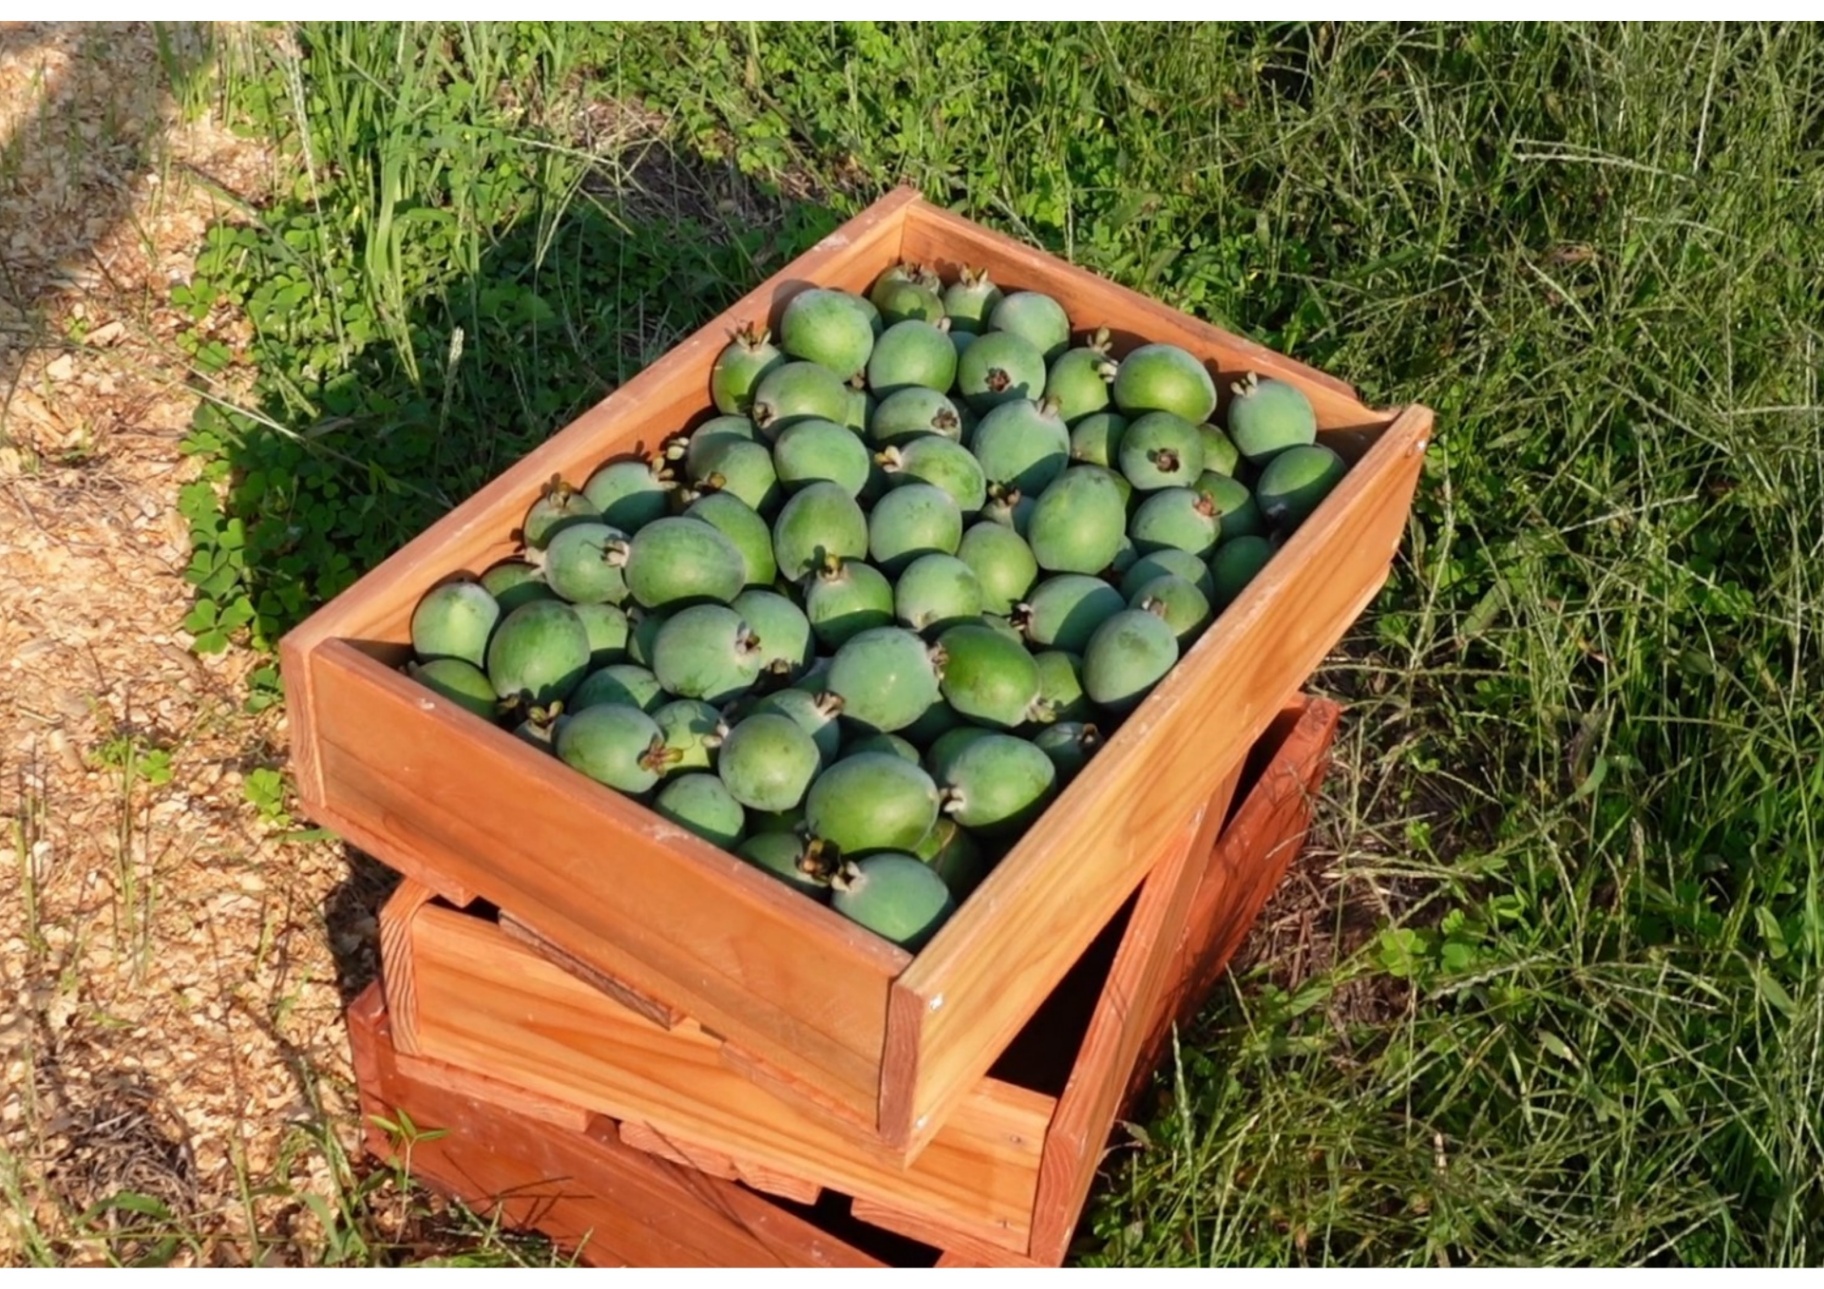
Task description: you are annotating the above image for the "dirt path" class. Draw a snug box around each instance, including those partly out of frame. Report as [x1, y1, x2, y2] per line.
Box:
[1, 24, 378, 1265]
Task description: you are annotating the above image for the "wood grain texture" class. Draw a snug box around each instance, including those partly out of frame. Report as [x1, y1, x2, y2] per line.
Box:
[618, 1122, 823, 1205]
[883, 406, 1430, 1157]
[378, 879, 434, 1055]
[346, 984, 884, 1268]
[404, 902, 1050, 1254]
[500, 911, 686, 1031]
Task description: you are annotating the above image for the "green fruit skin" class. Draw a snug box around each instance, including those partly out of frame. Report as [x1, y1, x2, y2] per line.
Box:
[572, 602, 631, 667]
[685, 415, 764, 479]
[902, 696, 963, 745]
[1255, 444, 1347, 530]
[732, 589, 814, 680]
[1227, 377, 1318, 464]
[804, 559, 895, 649]
[749, 688, 843, 766]
[831, 854, 956, 951]
[884, 436, 986, 516]
[627, 610, 665, 668]
[1119, 548, 1217, 603]
[1118, 411, 1206, 492]
[876, 281, 945, 327]
[409, 658, 498, 721]
[653, 773, 747, 850]
[693, 438, 782, 515]
[868, 482, 963, 575]
[1033, 650, 1090, 724]
[1027, 467, 1128, 574]
[1044, 346, 1116, 424]
[971, 399, 1070, 496]
[870, 387, 964, 446]
[652, 605, 764, 705]
[939, 733, 1059, 838]
[1069, 411, 1128, 468]
[773, 418, 873, 496]
[582, 460, 673, 533]
[1032, 721, 1101, 781]
[936, 623, 1042, 730]
[686, 492, 778, 589]
[779, 288, 875, 380]
[570, 663, 665, 714]
[957, 331, 1048, 412]
[747, 806, 809, 838]
[895, 554, 984, 636]
[1130, 573, 1214, 647]
[555, 703, 665, 796]
[411, 581, 500, 669]
[1199, 472, 1265, 541]
[1129, 487, 1220, 559]
[1210, 534, 1274, 607]
[736, 832, 832, 901]
[1198, 423, 1241, 477]
[925, 725, 995, 783]
[870, 263, 941, 312]
[1111, 343, 1217, 424]
[653, 699, 725, 774]
[806, 754, 941, 855]
[988, 291, 1072, 362]
[710, 334, 786, 416]
[1082, 608, 1181, 715]
[827, 626, 942, 734]
[481, 560, 559, 614]
[867, 320, 958, 396]
[773, 482, 870, 580]
[543, 522, 634, 605]
[981, 489, 1036, 537]
[942, 273, 1003, 333]
[844, 387, 872, 435]
[716, 713, 821, 813]
[914, 818, 989, 901]
[752, 362, 853, 439]
[956, 523, 1038, 617]
[486, 601, 592, 707]
[523, 487, 601, 551]
[1020, 574, 1127, 654]
[844, 733, 921, 765]
[624, 517, 746, 611]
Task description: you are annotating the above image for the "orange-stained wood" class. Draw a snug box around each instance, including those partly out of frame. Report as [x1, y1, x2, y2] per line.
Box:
[378, 879, 435, 1055]
[882, 407, 1429, 1158]
[618, 1121, 823, 1206]
[500, 911, 686, 1031]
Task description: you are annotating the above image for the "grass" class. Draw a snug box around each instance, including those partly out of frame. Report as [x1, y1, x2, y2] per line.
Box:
[11, 19, 1824, 1267]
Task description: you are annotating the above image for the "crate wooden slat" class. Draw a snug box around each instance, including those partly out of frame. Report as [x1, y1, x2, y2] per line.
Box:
[287, 184, 1427, 1162]
[364, 696, 1338, 1262]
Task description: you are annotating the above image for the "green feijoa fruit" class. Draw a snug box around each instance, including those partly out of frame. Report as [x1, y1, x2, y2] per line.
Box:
[486, 600, 591, 707]
[1129, 486, 1220, 559]
[731, 589, 813, 681]
[827, 626, 943, 734]
[902, 695, 962, 746]
[1082, 608, 1180, 715]
[521, 476, 601, 550]
[924, 725, 994, 783]
[955, 522, 1038, 617]
[1255, 443, 1347, 531]
[1033, 650, 1089, 724]
[570, 663, 665, 714]
[806, 754, 942, 856]
[508, 700, 566, 752]
[716, 712, 821, 813]
[622, 517, 746, 611]
[684, 414, 764, 479]
[1109, 533, 1138, 579]
[411, 580, 499, 669]
[652, 698, 727, 775]
[407, 658, 499, 721]
[935, 622, 1044, 730]
[957, 330, 1047, 413]
[950, 329, 977, 363]
[542, 521, 634, 605]
[626, 608, 665, 668]
[1016, 574, 1127, 654]
[1043, 329, 1118, 424]
[773, 481, 869, 581]
[1119, 547, 1216, 604]
[895, 554, 984, 636]
[1111, 343, 1217, 425]
[1131, 573, 1213, 646]
[1032, 721, 1102, 782]
[685, 492, 777, 590]
[913, 817, 989, 901]
[790, 655, 833, 695]
[747, 805, 809, 838]
[778, 288, 875, 381]
[1210, 534, 1274, 607]
[874, 279, 945, 327]
[1069, 410, 1128, 468]
[749, 687, 844, 767]
[937, 733, 1059, 838]
[736, 832, 836, 901]
[878, 435, 986, 516]
[867, 319, 957, 396]
[1118, 411, 1205, 492]
[844, 385, 872, 435]
[480, 559, 558, 614]
[1199, 472, 1264, 541]
[582, 455, 676, 532]
[830, 854, 955, 951]
[803, 555, 895, 649]
[1226, 372, 1317, 464]
[653, 773, 747, 850]
[1027, 466, 1128, 575]
[710, 323, 787, 416]
[868, 482, 963, 575]
[571, 602, 631, 667]
[988, 290, 1071, 362]
[980, 484, 1036, 536]
[690, 437, 782, 516]
[844, 733, 921, 765]
[556, 703, 668, 796]
[751, 361, 852, 440]
[977, 614, 1024, 644]
[942, 266, 1003, 334]
[1198, 422, 1240, 477]
[971, 396, 1070, 496]
[870, 261, 943, 312]
[870, 386, 964, 447]
[652, 604, 765, 705]
[773, 417, 872, 497]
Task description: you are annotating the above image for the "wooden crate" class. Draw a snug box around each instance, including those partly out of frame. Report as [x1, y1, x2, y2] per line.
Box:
[354, 697, 1340, 1266]
[283, 185, 1429, 1162]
